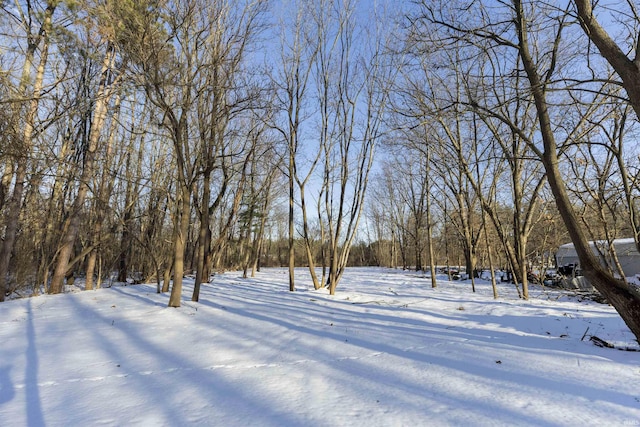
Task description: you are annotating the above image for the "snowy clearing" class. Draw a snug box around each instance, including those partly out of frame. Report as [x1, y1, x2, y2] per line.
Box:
[0, 267, 638, 426]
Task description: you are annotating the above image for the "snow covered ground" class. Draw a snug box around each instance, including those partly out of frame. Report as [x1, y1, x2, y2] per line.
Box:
[0, 267, 638, 426]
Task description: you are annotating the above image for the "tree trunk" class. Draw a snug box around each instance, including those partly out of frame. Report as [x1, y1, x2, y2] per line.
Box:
[573, 0, 640, 121]
[288, 149, 295, 292]
[515, 234, 529, 299]
[251, 195, 270, 277]
[300, 185, 322, 289]
[117, 151, 134, 283]
[0, 3, 55, 301]
[463, 244, 476, 292]
[516, 0, 640, 342]
[545, 151, 640, 340]
[482, 210, 499, 299]
[414, 231, 423, 272]
[49, 44, 117, 294]
[162, 261, 173, 293]
[87, 93, 122, 290]
[426, 219, 437, 288]
[169, 183, 191, 307]
[193, 171, 211, 301]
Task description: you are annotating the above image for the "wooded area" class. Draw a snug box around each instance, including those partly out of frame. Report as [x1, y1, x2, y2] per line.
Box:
[1, 0, 640, 341]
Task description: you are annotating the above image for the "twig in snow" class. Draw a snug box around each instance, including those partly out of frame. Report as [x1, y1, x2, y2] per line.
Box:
[581, 327, 590, 341]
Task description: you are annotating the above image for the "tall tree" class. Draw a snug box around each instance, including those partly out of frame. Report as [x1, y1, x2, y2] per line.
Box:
[190, 0, 266, 302]
[116, 0, 199, 306]
[48, 34, 122, 294]
[409, 0, 640, 341]
[315, 0, 394, 295]
[516, 0, 640, 341]
[271, 0, 320, 291]
[0, 0, 59, 300]
[116, 0, 265, 306]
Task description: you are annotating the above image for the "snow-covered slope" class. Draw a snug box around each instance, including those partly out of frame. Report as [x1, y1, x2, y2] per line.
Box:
[0, 267, 637, 426]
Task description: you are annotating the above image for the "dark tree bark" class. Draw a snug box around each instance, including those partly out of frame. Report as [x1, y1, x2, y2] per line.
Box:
[573, 0, 640, 120]
[515, 0, 640, 342]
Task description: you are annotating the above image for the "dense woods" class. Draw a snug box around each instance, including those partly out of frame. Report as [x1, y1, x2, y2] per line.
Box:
[1, 0, 639, 341]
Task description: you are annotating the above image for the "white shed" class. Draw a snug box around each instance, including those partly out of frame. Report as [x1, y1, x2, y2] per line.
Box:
[556, 238, 640, 278]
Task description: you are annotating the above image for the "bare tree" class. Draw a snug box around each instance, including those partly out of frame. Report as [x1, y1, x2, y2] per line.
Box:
[270, 0, 321, 291]
[573, 0, 640, 120]
[410, 0, 640, 340]
[401, 29, 547, 298]
[116, 0, 201, 306]
[314, 0, 394, 295]
[114, 0, 265, 306]
[49, 2, 124, 294]
[516, 0, 640, 340]
[85, 97, 116, 290]
[189, 1, 266, 301]
[239, 127, 282, 278]
[382, 137, 440, 286]
[369, 162, 411, 269]
[0, 0, 59, 300]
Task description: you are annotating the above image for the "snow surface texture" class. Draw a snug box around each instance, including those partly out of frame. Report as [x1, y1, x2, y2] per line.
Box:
[0, 267, 638, 427]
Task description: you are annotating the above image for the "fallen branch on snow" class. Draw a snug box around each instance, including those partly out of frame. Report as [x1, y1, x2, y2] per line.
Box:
[590, 335, 640, 351]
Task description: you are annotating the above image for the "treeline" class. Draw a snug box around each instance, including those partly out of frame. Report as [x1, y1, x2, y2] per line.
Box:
[1, 0, 640, 342]
[0, 0, 395, 303]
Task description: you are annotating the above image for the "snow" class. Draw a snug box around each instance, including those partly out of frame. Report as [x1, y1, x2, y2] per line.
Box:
[0, 267, 638, 426]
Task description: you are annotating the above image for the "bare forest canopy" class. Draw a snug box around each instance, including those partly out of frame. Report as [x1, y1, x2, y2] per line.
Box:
[1, 0, 640, 342]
